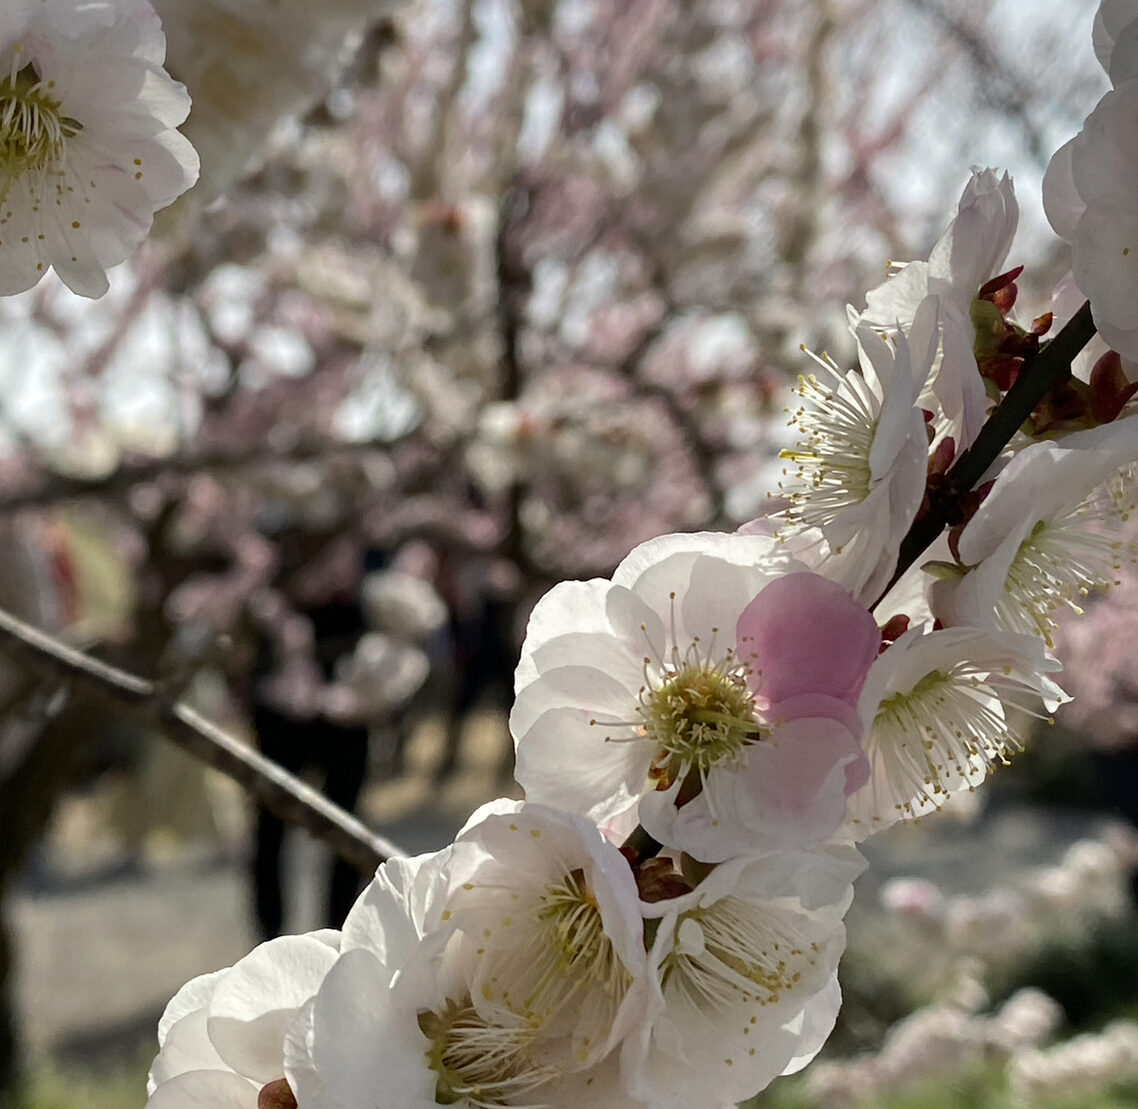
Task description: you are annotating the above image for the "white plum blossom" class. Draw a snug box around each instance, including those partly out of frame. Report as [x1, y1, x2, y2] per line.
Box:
[861, 169, 1019, 331]
[624, 845, 863, 1109]
[0, 0, 198, 298]
[146, 930, 340, 1109]
[511, 531, 882, 862]
[848, 625, 1066, 831]
[858, 169, 1018, 450]
[929, 418, 1138, 644]
[444, 801, 649, 1073]
[290, 814, 649, 1109]
[777, 296, 939, 602]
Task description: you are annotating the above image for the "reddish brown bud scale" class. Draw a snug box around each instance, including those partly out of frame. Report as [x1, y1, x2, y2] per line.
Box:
[1090, 349, 1138, 423]
[635, 857, 695, 902]
[878, 613, 910, 650]
[258, 1078, 299, 1109]
[978, 264, 1024, 301]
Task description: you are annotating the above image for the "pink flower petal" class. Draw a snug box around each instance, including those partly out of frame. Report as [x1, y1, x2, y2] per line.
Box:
[737, 573, 881, 708]
[737, 713, 867, 843]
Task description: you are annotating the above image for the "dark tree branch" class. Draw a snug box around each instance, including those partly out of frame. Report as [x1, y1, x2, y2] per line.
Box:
[0, 606, 402, 874]
[881, 299, 1097, 600]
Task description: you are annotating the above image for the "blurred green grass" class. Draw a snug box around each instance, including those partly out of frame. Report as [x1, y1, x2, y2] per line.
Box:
[0, 1052, 150, 1109]
[5, 1058, 1138, 1109]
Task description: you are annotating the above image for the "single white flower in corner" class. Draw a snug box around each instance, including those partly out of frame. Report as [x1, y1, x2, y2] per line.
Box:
[146, 930, 340, 1109]
[0, 0, 198, 298]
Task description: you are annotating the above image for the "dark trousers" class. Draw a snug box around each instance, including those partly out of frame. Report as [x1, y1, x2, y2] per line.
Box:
[252, 704, 369, 938]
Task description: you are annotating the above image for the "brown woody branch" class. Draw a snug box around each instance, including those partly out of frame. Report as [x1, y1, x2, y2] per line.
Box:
[0, 605, 401, 874]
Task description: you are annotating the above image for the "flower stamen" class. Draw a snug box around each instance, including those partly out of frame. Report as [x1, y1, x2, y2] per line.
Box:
[641, 653, 760, 787]
[662, 896, 822, 1013]
[997, 468, 1138, 646]
[777, 356, 879, 542]
[858, 663, 1029, 825]
[472, 868, 631, 1066]
[419, 998, 556, 1109]
[0, 62, 77, 208]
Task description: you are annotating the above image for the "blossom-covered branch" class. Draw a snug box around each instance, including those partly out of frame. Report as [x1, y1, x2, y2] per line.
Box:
[884, 298, 1098, 599]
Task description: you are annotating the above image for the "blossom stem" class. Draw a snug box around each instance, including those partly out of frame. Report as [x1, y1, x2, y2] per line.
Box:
[620, 822, 663, 866]
[877, 299, 1097, 604]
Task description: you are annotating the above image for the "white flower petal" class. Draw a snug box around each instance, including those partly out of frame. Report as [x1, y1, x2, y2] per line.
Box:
[1043, 138, 1087, 243]
[516, 578, 616, 692]
[342, 848, 453, 967]
[145, 1070, 258, 1109]
[511, 662, 640, 736]
[524, 631, 647, 701]
[294, 948, 438, 1109]
[514, 704, 650, 824]
[148, 1008, 226, 1094]
[928, 169, 1018, 298]
[157, 968, 229, 1047]
[206, 935, 339, 1084]
[860, 260, 930, 328]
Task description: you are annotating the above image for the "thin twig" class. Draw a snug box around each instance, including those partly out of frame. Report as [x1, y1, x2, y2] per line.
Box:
[880, 299, 1097, 601]
[0, 605, 401, 874]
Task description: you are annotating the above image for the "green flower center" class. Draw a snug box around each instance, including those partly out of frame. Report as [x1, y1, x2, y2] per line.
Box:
[0, 61, 81, 204]
[641, 660, 761, 784]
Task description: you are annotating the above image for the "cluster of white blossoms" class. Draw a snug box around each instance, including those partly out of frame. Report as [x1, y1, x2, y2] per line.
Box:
[127, 3, 1138, 1108]
[144, 163, 1133, 1103]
